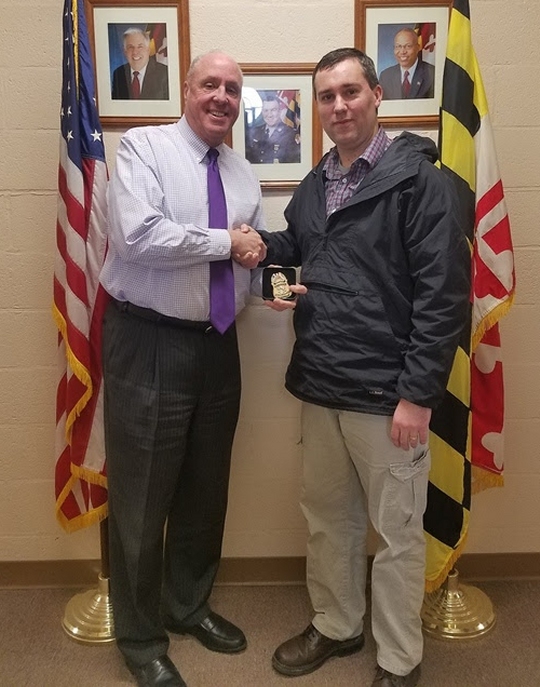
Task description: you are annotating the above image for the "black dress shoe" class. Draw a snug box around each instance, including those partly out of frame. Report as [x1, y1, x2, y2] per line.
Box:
[127, 655, 187, 687]
[272, 623, 365, 676]
[372, 664, 421, 687]
[165, 611, 247, 653]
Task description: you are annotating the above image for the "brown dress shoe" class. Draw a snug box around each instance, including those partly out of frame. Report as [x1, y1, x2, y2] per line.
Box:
[272, 623, 364, 676]
[372, 664, 421, 687]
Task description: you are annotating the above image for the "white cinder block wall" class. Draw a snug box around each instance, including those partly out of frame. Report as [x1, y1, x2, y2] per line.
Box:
[0, 0, 538, 562]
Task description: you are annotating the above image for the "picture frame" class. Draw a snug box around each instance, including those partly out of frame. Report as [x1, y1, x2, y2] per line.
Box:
[84, 0, 190, 127]
[354, 0, 451, 127]
[230, 64, 322, 190]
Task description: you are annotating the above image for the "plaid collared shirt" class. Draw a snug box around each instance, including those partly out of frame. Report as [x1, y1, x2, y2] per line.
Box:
[323, 127, 392, 218]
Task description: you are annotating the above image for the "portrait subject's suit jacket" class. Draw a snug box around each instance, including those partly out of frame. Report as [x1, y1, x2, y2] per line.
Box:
[379, 60, 435, 100]
[111, 58, 169, 100]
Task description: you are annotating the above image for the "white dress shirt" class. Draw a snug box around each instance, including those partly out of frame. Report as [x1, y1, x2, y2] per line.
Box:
[100, 116, 266, 320]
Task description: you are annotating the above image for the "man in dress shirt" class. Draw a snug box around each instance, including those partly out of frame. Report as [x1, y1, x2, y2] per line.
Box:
[245, 94, 300, 164]
[111, 27, 169, 100]
[100, 50, 267, 687]
[378, 28, 435, 100]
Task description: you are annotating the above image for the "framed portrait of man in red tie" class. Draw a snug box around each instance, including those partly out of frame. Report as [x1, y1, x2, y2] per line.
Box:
[354, 0, 451, 127]
[84, 0, 191, 126]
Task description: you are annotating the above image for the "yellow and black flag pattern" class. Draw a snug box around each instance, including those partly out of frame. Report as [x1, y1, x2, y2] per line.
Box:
[424, 0, 515, 591]
[423, 0, 475, 592]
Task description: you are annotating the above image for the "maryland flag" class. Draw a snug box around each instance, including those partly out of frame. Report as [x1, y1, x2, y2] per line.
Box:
[277, 89, 301, 131]
[424, 0, 515, 590]
[146, 23, 168, 65]
[53, 0, 109, 532]
[414, 22, 437, 54]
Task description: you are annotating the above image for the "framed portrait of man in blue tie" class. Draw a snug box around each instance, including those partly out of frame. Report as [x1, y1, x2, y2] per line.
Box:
[354, 0, 450, 127]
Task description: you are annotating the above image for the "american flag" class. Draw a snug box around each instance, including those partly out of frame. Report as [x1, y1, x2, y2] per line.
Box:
[53, 0, 109, 531]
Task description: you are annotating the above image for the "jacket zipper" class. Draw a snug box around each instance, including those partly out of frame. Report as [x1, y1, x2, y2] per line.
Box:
[303, 281, 359, 296]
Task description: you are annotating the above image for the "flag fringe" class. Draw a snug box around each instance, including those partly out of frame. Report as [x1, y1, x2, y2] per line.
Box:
[56, 498, 108, 533]
[55, 472, 108, 533]
[472, 292, 514, 351]
[71, 462, 107, 488]
[472, 465, 504, 494]
[424, 535, 468, 593]
[52, 302, 93, 438]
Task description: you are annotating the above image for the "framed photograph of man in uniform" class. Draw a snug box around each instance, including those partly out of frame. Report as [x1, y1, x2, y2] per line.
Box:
[230, 64, 323, 190]
[84, 0, 190, 126]
[354, 0, 451, 127]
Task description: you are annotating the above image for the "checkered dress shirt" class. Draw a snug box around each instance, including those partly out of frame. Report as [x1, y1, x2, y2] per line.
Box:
[323, 127, 392, 217]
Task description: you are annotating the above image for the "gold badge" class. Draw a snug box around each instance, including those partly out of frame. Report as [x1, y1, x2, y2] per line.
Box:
[271, 271, 293, 299]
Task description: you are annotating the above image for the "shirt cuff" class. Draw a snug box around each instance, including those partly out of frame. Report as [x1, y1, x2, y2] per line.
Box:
[208, 228, 232, 259]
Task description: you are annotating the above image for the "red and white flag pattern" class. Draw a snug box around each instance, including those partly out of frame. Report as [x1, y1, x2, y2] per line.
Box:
[53, 0, 109, 531]
[471, 113, 515, 487]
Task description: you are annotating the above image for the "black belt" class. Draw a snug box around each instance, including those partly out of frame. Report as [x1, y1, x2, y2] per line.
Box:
[112, 299, 214, 333]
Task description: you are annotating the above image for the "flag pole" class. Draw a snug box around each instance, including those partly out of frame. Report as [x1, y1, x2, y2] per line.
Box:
[62, 519, 115, 643]
[421, 569, 495, 639]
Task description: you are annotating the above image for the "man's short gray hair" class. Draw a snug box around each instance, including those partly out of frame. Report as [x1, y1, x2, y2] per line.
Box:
[123, 28, 150, 45]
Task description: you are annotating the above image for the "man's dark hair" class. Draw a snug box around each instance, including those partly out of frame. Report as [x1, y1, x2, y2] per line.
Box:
[262, 93, 280, 104]
[312, 48, 379, 93]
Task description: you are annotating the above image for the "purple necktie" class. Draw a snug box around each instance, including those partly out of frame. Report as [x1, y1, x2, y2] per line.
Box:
[207, 148, 235, 333]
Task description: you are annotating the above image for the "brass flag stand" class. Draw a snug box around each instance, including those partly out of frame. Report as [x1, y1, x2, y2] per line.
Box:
[62, 520, 115, 643]
[421, 568, 496, 639]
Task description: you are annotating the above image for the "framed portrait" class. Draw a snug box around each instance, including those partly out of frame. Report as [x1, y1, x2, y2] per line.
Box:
[355, 0, 451, 127]
[84, 0, 190, 127]
[230, 64, 322, 190]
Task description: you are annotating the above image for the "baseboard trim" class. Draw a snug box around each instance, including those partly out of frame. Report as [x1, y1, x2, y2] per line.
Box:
[1, 553, 538, 589]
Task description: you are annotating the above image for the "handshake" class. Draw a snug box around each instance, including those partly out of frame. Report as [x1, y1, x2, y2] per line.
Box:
[227, 224, 267, 269]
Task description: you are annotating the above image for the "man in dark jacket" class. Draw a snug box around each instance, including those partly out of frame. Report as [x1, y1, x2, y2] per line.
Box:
[259, 48, 470, 687]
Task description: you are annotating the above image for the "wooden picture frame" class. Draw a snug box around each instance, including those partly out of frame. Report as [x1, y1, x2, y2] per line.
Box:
[84, 0, 190, 127]
[355, 0, 451, 127]
[230, 63, 322, 190]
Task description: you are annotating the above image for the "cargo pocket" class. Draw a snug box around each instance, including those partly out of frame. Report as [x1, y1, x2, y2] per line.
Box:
[383, 448, 430, 531]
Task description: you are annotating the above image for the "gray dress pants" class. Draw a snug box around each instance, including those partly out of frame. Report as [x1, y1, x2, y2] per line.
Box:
[102, 301, 241, 666]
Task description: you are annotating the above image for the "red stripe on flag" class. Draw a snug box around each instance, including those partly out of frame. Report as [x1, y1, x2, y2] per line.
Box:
[56, 371, 68, 424]
[56, 220, 90, 306]
[53, 275, 92, 371]
[58, 164, 87, 241]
